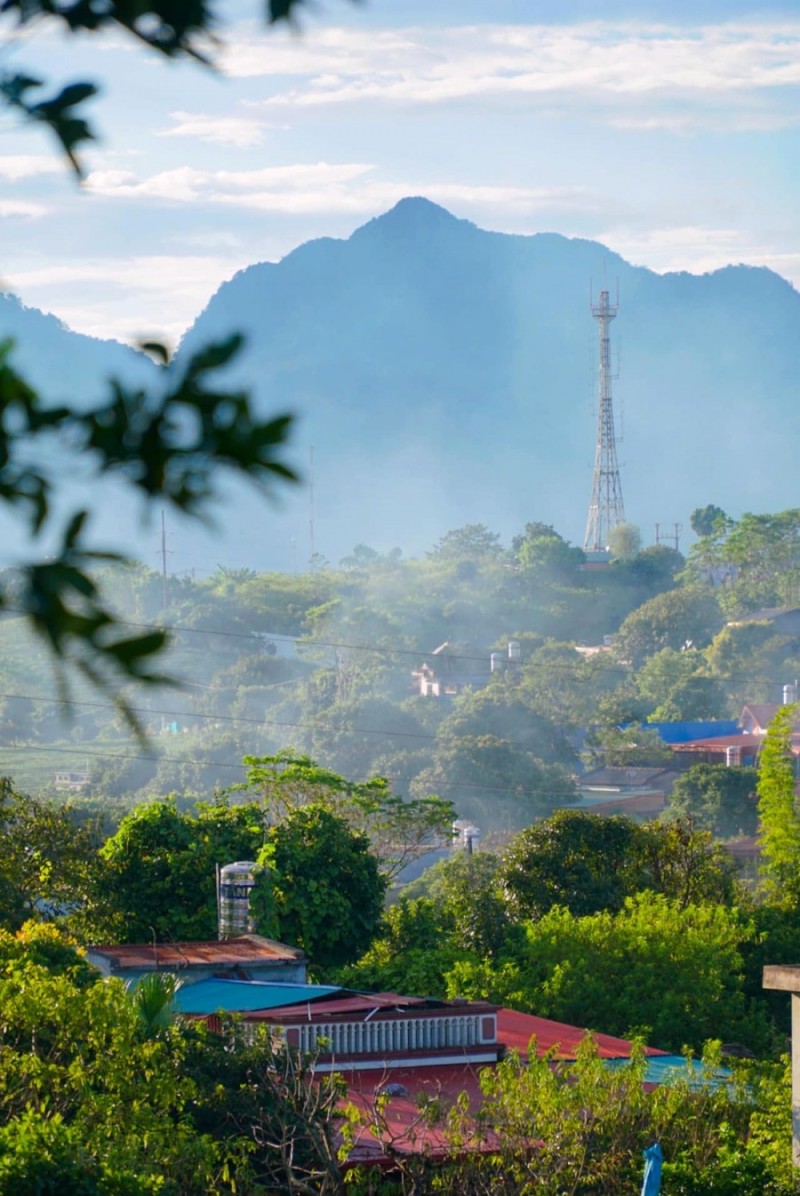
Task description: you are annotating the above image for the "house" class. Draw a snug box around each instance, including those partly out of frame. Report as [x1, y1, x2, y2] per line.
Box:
[411, 640, 520, 698]
[572, 765, 681, 818]
[412, 641, 491, 697]
[54, 770, 90, 790]
[86, 934, 307, 986]
[180, 980, 669, 1166]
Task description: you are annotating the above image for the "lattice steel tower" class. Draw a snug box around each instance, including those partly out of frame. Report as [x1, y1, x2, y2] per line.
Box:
[583, 289, 625, 552]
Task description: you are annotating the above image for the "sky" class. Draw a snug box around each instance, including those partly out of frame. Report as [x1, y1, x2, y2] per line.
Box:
[0, 0, 798, 346]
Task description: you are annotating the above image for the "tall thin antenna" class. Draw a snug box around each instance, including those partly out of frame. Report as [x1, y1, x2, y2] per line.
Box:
[583, 289, 626, 553]
[309, 445, 316, 571]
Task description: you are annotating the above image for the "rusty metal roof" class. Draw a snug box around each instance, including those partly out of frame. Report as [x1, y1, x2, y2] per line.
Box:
[87, 934, 304, 969]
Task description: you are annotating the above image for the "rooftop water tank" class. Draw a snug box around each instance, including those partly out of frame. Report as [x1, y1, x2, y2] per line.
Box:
[218, 860, 258, 939]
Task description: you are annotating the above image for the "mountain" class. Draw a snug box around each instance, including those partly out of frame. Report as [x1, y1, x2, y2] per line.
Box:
[4, 200, 800, 571]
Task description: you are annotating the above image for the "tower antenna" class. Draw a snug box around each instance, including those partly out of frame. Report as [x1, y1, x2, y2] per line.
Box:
[583, 289, 626, 553]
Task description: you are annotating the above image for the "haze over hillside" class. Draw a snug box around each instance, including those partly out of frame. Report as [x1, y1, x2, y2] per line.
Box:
[4, 197, 800, 571]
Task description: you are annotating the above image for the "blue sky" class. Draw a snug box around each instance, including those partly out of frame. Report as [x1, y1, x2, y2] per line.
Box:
[1, 0, 798, 345]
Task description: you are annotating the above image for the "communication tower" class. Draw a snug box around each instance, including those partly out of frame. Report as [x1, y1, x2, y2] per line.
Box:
[583, 289, 626, 552]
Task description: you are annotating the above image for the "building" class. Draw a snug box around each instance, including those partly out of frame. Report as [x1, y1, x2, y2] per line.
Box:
[176, 980, 669, 1166]
[86, 934, 307, 986]
[572, 765, 682, 818]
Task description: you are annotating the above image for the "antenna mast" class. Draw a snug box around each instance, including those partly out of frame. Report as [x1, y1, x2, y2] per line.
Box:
[583, 289, 626, 552]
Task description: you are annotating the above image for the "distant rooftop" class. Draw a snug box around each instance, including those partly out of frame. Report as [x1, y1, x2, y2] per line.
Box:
[88, 934, 305, 972]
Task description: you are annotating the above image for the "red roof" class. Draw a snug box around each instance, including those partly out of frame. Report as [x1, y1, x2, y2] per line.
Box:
[340, 1009, 665, 1164]
[496, 1009, 665, 1059]
[87, 934, 304, 969]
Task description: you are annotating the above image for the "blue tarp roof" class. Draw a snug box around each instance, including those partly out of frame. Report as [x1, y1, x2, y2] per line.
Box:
[648, 720, 739, 744]
[173, 979, 341, 1016]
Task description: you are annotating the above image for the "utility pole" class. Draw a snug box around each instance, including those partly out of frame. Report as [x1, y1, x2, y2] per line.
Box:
[309, 445, 316, 572]
[583, 289, 626, 553]
[160, 509, 168, 611]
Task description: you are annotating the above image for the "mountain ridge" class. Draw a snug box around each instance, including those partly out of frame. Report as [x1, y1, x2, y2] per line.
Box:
[3, 199, 800, 571]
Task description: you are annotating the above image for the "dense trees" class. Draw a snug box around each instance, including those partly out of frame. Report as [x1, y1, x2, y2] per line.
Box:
[668, 763, 759, 838]
[260, 805, 385, 971]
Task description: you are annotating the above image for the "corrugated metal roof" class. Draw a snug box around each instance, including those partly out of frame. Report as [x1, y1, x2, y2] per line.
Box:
[173, 979, 340, 1015]
[246, 992, 433, 1021]
[88, 934, 304, 969]
[496, 1009, 665, 1060]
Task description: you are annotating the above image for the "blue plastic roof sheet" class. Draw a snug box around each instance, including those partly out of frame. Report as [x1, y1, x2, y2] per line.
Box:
[173, 979, 341, 1015]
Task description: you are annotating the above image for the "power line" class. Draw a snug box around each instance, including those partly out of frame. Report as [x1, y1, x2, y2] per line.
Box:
[0, 688, 574, 754]
[0, 741, 594, 802]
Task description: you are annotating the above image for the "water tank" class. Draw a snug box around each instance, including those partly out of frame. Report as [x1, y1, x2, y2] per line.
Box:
[490, 652, 503, 673]
[218, 861, 258, 939]
[726, 746, 741, 768]
[452, 820, 481, 852]
[463, 824, 481, 854]
[507, 640, 521, 661]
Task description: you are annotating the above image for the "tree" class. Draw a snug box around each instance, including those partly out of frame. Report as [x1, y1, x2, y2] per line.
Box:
[89, 798, 265, 942]
[428, 524, 503, 562]
[667, 764, 759, 839]
[0, 0, 310, 729]
[257, 804, 385, 972]
[500, 810, 737, 923]
[615, 587, 723, 665]
[0, 921, 347, 1193]
[500, 811, 643, 920]
[757, 705, 800, 901]
[608, 522, 642, 561]
[690, 505, 730, 538]
[232, 750, 454, 882]
[0, 779, 101, 931]
[448, 892, 766, 1053]
[513, 524, 584, 577]
[586, 724, 674, 767]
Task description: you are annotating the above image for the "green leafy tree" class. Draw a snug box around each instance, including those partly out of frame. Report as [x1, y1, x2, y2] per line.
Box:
[608, 522, 642, 561]
[704, 621, 797, 709]
[757, 705, 800, 901]
[667, 764, 759, 839]
[428, 524, 503, 562]
[586, 723, 674, 767]
[0, 779, 101, 931]
[500, 811, 646, 921]
[690, 504, 730, 538]
[233, 750, 454, 882]
[258, 804, 385, 972]
[89, 798, 265, 942]
[500, 810, 737, 923]
[336, 896, 465, 998]
[615, 587, 723, 666]
[448, 892, 766, 1053]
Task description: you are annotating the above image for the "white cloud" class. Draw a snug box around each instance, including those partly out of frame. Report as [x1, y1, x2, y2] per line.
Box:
[159, 111, 272, 148]
[0, 200, 47, 218]
[599, 224, 800, 289]
[0, 155, 62, 181]
[5, 254, 250, 344]
[84, 160, 591, 218]
[222, 20, 800, 122]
